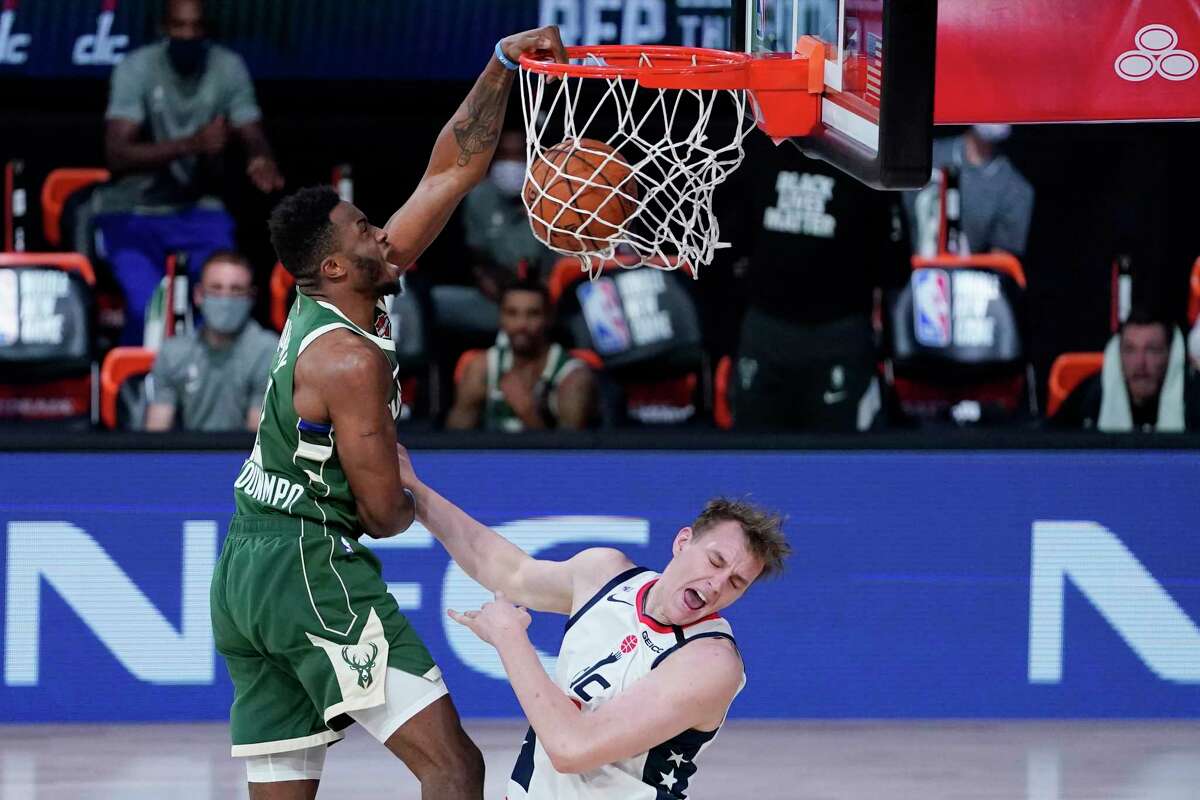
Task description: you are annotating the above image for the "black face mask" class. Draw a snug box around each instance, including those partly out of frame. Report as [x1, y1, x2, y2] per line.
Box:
[167, 37, 209, 76]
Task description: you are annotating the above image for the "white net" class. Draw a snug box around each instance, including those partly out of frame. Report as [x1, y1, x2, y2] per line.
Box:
[518, 51, 752, 279]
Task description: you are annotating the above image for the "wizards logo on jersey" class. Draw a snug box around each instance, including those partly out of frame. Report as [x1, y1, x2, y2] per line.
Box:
[569, 650, 621, 702]
[577, 278, 631, 355]
[912, 268, 952, 348]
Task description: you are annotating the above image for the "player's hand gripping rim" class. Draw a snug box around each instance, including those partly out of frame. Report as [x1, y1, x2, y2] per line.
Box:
[498, 26, 569, 79]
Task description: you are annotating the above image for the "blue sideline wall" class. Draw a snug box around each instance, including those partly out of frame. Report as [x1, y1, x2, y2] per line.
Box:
[1, 450, 1198, 723]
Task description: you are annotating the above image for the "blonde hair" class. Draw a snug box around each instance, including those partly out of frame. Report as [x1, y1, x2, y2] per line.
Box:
[691, 497, 790, 580]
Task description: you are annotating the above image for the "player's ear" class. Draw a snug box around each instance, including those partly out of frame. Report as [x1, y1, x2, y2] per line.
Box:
[319, 254, 345, 281]
[672, 526, 694, 556]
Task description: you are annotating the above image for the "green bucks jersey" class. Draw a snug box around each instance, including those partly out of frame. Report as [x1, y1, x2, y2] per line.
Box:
[233, 291, 400, 535]
[483, 342, 586, 432]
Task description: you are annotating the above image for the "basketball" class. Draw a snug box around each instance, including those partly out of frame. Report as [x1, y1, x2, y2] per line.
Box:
[523, 138, 639, 252]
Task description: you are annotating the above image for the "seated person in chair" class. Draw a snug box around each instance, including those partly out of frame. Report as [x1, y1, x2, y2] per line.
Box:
[94, 0, 284, 345]
[1052, 308, 1200, 432]
[439, 129, 558, 331]
[144, 250, 278, 432]
[446, 278, 596, 431]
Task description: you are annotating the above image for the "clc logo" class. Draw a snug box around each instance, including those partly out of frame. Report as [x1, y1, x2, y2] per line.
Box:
[1114, 24, 1198, 82]
[73, 9, 129, 66]
[0, 7, 31, 66]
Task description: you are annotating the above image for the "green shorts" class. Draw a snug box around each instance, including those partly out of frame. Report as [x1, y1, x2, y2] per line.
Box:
[211, 515, 440, 757]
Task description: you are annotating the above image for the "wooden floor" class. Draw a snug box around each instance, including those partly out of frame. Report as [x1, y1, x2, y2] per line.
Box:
[1, 720, 1198, 799]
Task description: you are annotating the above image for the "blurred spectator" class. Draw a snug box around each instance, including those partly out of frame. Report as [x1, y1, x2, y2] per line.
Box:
[433, 130, 554, 337]
[144, 251, 278, 432]
[93, 0, 284, 345]
[904, 126, 1034, 259]
[446, 279, 595, 431]
[1051, 309, 1200, 432]
[718, 138, 908, 431]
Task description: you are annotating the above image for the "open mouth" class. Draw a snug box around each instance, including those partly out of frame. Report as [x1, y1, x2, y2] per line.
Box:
[684, 588, 707, 611]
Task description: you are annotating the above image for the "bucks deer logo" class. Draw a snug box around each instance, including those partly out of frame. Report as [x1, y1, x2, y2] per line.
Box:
[341, 643, 379, 688]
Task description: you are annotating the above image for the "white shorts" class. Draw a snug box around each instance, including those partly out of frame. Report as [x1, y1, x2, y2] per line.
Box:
[245, 667, 449, 783]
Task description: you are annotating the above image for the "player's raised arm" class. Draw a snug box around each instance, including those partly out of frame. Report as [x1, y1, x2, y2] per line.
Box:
[383, 26, 567, 268]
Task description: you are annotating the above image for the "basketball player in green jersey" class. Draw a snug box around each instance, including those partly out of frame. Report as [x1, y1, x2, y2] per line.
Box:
[209, 26, 568, 800]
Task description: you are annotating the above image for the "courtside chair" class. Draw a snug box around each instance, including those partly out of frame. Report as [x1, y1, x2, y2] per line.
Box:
[99, 346, 156, 429]
[549, 255, 709, 426]
[0, 253, 97, 425]
[41, 167, 110, 249]
[883, 252, 1037, 424]
[1045, 352, 1104, 419]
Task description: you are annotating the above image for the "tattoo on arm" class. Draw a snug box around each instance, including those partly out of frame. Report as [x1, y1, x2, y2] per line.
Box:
[453, 77, 507, 167]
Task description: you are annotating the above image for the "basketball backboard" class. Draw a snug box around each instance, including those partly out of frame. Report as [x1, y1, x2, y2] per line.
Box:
[731, 0, 937, 189]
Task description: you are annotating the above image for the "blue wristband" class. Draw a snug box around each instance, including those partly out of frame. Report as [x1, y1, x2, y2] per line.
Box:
[495, 41, 519, 71]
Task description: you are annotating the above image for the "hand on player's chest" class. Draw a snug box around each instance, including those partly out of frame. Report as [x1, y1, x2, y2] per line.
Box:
[499, 368, 540, 403]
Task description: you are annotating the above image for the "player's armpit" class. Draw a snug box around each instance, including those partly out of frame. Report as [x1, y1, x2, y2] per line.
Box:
[298, 332, 410, 537]
[546, 636, 742, 774]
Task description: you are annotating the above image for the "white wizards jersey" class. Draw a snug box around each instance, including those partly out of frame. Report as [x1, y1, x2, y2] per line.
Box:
[507, 567, 744, 800]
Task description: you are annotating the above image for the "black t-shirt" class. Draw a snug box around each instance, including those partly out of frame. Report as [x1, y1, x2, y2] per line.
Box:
[716, 136, 910, 325]
[1051, 370, 1200, 431]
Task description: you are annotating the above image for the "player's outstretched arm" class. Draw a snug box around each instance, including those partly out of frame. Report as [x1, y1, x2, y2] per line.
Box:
[404, 471, 573, 613]
[382, 27, 567, 269]
[450, 593, 743, 774]
[397, 445, 627, 614]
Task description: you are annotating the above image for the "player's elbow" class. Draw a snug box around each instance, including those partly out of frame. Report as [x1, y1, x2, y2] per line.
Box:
[544, 737, 598, 775]
[357, 498, 415, 539]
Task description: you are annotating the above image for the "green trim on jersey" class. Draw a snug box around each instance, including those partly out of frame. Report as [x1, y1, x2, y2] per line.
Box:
[483, 342, 584, 432]
[232, 291, 400, 535]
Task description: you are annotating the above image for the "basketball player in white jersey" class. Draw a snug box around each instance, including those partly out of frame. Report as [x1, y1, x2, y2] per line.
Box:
[396, 446, 789, 799]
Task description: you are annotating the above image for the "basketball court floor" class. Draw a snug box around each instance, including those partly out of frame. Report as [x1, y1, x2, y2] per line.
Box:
[1, 720, 1196, 799]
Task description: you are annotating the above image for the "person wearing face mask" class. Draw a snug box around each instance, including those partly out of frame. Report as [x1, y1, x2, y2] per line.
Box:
[903, 124, 1035, 259]
[92, 0, 285, 346]
[143, 251, 279, 432]
[464, 129, 557, 287]
[432, 130, 557, 342]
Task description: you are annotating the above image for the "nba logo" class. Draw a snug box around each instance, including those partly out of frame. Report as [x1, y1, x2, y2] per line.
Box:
[577, 278, 631, 355]
[912, 268, 951, 347]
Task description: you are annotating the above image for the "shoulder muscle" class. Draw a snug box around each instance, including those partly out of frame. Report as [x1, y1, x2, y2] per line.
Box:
[567, 548, 637, 607]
